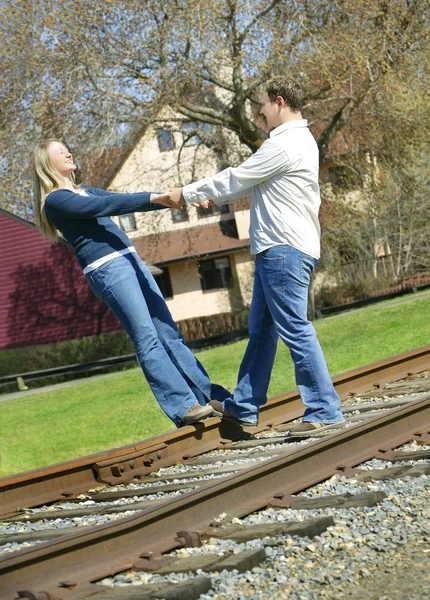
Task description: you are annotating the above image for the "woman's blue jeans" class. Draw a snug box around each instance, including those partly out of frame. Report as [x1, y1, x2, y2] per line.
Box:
[224, 244, 343, 425]
[85, 253, 228, 427]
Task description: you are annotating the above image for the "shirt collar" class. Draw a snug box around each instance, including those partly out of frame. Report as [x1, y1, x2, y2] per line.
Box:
[269, 119, 308, 138]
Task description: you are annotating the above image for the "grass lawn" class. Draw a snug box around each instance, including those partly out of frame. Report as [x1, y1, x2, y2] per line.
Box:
[1, 292, 429, 477]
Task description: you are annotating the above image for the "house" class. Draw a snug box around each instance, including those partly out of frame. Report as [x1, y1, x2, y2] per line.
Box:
[0, 208, 122, 349]
[82, 108, 256, 332]
[0, 107, 255, 350]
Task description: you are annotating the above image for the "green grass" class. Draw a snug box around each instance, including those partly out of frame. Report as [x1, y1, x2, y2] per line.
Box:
[1, 292, 429, 477]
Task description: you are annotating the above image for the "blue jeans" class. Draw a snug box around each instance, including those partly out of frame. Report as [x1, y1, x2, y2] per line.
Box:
[85, 253, 229, 427]
[224, 244, 343, 425]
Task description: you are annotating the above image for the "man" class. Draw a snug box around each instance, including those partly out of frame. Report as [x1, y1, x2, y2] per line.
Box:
[158, 77, 344, 434]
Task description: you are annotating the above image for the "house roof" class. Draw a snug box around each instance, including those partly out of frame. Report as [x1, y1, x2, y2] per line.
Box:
[134, 219, 250, 266]
[80, 85, 226, 190]
[80, 123, 149, 189]
[0, 207, 38, 230]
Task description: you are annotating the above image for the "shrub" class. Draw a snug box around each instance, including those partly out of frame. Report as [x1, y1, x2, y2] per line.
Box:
[0, 330, 134, 393]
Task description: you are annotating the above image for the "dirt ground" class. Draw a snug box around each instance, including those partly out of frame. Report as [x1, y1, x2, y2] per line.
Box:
[337, 541, 430, 600]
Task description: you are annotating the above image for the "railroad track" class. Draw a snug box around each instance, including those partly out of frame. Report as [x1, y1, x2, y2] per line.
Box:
[0, 346, 429, 600]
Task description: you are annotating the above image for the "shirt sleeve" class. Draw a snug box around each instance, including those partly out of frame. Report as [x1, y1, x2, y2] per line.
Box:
[182, 139, 290, 206]
[44, 187, 166, 221]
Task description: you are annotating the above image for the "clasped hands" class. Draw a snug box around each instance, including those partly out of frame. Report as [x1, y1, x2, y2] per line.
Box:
[153, 188, 212, 209]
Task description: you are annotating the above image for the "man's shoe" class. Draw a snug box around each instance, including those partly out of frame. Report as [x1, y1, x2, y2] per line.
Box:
[209, 400, 258, 428]
[286, 420, 345, 436]
[181, 404, 214, 426]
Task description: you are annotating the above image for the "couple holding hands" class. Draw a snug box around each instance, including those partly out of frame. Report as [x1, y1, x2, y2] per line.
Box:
[32, 77, 344, 433]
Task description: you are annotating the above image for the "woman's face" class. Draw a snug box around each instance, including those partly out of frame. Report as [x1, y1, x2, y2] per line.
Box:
[48, 141, 77, 177]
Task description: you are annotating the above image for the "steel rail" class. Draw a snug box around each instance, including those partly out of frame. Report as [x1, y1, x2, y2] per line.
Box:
[1, 345, 429, 519]
[1, 393, 429, 600]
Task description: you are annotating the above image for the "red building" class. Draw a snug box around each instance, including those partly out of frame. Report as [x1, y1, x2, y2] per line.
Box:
[0, 208, 121, 350]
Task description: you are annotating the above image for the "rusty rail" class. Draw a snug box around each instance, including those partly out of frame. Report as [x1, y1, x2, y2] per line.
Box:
[1, 393, 429, 599]
[1, 345, 429, 519]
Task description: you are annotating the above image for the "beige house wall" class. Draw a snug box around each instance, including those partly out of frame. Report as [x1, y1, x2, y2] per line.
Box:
[235, 209, 251, 240]
[161, 251, 254, 321]
[165, 261, 234, 321]
[109, 108, 230, 237]
[233, 251, 255, 306]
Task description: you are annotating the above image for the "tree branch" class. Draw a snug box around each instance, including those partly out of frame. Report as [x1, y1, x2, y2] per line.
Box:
[238, 0, 283, 43]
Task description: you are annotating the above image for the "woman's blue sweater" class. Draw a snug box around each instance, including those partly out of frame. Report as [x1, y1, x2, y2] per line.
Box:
[44, 186, 164, 270]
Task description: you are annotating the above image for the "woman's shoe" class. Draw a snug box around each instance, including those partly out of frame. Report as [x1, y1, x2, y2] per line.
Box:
[209, 400, 258, 428]
[287, 420, 345, 436]
[181, 404, 214, 426]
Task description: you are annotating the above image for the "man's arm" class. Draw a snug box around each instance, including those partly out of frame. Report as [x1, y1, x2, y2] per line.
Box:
[184, 139, 289, 206]
[154, 139, 290, 209]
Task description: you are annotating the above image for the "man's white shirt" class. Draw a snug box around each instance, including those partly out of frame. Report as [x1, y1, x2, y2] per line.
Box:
[182, 120, 321, 259]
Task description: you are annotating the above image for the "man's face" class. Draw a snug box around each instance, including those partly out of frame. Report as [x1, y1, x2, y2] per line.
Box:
[259, 92, 280, 131]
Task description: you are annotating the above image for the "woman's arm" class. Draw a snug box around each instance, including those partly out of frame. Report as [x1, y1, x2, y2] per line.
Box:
[45, 187, 167, 220]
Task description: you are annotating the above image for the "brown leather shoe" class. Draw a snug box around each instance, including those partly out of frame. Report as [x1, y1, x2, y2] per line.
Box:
[287, 420, 345, 436]
[181, 404, 214, 426]
[209, 400, 258, 427]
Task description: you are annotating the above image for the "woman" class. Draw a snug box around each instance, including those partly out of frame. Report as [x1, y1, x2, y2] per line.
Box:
[33, 138, 228, 427]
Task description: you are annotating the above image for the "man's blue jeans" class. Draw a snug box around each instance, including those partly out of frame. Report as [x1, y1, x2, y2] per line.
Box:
[85, 253, 228, 427]
[224, 244, 343, 425]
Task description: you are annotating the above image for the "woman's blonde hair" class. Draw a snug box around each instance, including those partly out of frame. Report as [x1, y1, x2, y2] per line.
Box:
[32, 138, 78, 242]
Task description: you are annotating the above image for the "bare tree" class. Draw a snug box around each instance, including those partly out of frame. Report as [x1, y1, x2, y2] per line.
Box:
[1, 0, 429, 225]
[371, 86, 430, 281]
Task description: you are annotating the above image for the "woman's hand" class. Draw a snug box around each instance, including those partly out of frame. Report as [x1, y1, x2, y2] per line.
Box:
[151, 190, 212, 209]
[151, 188, 184, 208]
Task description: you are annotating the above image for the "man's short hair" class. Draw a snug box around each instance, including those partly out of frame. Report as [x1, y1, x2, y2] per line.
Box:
[265, 77, 304, 112]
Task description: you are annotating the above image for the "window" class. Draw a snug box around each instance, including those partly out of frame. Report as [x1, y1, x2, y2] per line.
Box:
[154, 268, 173, 299]
[171, 206, 188, 223]
[197, 204, 230, 219]
[182, 121, 211, 147]
[119, 213, 136, 231]
[198, 256, 232, 291]
[157, 128, 175, 152]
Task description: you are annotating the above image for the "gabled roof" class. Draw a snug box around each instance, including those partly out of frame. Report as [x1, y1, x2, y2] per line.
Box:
[80, 84, 228, 190]
[80, 123, 150, 189]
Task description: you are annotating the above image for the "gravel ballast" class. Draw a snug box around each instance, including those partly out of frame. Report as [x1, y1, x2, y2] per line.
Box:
[94, 444, 429, 599]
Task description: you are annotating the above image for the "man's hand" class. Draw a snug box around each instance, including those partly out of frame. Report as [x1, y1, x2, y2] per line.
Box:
[191, 200, 212, 208]
[151, 189, 213, 210]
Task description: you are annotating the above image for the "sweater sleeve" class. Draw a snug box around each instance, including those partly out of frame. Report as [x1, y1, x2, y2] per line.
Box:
[44, 187, 166, 221]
